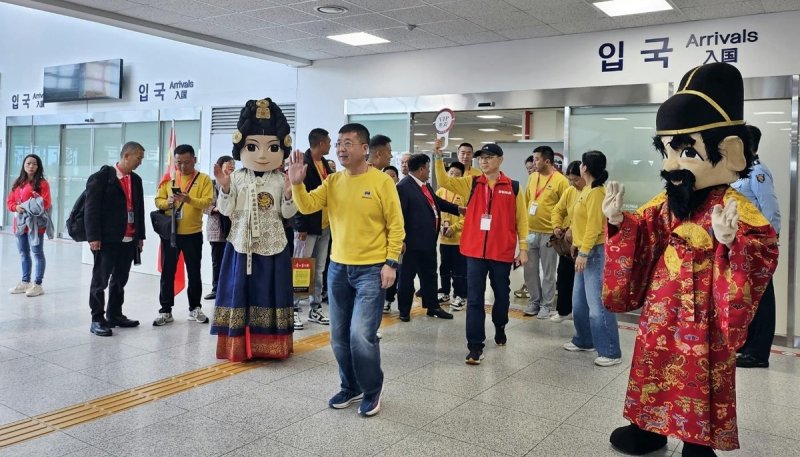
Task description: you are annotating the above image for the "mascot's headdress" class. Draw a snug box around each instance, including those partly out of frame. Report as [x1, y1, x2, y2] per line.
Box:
[656, 63, 745, 136]
[232, 98, 292, 158]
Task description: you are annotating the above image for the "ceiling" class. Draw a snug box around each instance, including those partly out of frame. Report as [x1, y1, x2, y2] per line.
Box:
[9, 0, 800, 66]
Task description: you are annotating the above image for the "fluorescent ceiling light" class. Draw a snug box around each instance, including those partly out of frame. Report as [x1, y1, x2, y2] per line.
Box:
[754, 111, 785, 115]
[593, 0, 672, 17]
[603, 117, 629, 121]
[328, 32, 389, 46]
[633, 126, 654, 130]
[512, 133, 524, 137]
[767, 121, 791, 124]
[413, 133, 427, 136]
[449, 137, 464, 140]
[780, 128, 791, 131]
[477, 115, 503, 119]
[425, 141, 435, 144]
[479, 128, 499, 132]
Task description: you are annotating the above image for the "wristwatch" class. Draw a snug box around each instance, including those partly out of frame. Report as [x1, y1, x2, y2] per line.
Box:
[385, 259, 399, 269]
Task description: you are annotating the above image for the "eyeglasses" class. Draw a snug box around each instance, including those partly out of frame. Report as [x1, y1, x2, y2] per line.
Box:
[335, 141, 364, 149]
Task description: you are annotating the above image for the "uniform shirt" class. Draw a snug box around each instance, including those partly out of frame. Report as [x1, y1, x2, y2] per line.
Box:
[525, 170, 569, 233]
[731, 160, 781, 233]
[571, 185, 606, 254]
[551, 185, 579, 230]
[435, 187, 464, 245]
[155, 172, 213, 235]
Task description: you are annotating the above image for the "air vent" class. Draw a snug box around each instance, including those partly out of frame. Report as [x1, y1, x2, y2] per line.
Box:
[211, 104, 296, 134]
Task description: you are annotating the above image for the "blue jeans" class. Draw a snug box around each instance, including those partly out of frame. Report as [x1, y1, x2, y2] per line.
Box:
[466, 257, 512, 350]
[16, 233, 45, 284]
[327, 261, 385, 397]
[571, 245, 621, 358]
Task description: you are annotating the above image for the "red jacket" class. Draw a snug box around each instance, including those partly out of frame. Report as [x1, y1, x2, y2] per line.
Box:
[460, 173, 519, 263]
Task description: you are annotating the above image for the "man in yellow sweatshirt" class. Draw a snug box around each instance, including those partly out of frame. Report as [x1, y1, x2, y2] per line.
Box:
[288, 123, 404, 418]
[153, 144, 213, 326]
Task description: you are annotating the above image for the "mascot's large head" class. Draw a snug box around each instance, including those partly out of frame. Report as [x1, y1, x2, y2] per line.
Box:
[654, 63, 754, 219]
[232, 98, 292, 172]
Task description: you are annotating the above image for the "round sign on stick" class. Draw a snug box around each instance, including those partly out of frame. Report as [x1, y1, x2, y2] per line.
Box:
[433, 108, 455, 150]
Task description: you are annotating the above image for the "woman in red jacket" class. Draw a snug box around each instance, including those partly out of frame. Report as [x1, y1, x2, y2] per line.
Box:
[6, 154, 51, 297]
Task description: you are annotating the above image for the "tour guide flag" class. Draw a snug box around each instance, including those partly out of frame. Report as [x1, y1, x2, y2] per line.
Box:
[157, 120, 186, 296]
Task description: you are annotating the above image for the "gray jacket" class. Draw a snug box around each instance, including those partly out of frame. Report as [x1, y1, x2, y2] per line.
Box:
[15, 195, 54, 246]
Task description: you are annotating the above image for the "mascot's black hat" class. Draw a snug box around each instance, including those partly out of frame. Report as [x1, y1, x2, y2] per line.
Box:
[232, 98, 292, 159]
[656, 63, 745, 136]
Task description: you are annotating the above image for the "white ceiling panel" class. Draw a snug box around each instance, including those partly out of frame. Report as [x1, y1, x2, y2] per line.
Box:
[200, 0, 278, 10]
[381, 5, 457, 24]
[681, 1, 766, 20]
[344, 0, 427, 12]
[250, 25, 315, 40]
[763, 0, 800, 12]
[495, 24, 561, 40]
[250, 6, 322, 24]
[332, 13, 406, 30]
[154, 0, 229, 19]
[204, 12, 276, 30]
[418, 19, 487, 36]
[447, 30, 509, 45]
[467, 11, 545, 30]
[550, 17, 620, 34]
[289, 20, 360, 37]
[117, 5, 193, 25]
[68, 0, 141, 11]
[288, 0, 370, 18]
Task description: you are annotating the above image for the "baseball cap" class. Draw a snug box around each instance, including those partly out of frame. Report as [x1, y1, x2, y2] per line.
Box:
[475, 143, 503, 157]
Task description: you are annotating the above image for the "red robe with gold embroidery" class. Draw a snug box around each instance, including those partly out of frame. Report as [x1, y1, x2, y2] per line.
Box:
[603, 186, 778, 450]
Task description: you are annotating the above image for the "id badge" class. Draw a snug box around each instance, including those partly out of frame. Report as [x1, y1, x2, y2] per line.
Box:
[127, 211, 134, 224]
[175, 208, 183, 220]
[529, 203, 538, 216]
[480, 214, 492, 231]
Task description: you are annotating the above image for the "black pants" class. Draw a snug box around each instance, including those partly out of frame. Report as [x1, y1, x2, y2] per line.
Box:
[555, 255, 574, 316]
[159, 232, 203, 313]
[322, 239, 331, 295]
[740, 279, 776, 362]
[89, 241, 136, 322]
[439, 244, 467, 298]
[466, 257, 511, 350]
[398, 248, 438, 317]
[210, 241, 226, 293]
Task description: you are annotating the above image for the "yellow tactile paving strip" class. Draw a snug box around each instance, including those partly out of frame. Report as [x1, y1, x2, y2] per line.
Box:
[0, 304, 476, 448]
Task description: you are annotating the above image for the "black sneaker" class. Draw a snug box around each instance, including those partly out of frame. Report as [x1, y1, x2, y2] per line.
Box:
[328, 390, 363, 409]
[736, 354, 769, 368]
[494, 325, 507, 346]
[465, 349, 484, 365]
[383, 300, 392, 314]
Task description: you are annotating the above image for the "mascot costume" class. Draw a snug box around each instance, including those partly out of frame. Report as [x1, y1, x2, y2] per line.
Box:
[602, 63, 779, 456]
[210, 98, 297, 361]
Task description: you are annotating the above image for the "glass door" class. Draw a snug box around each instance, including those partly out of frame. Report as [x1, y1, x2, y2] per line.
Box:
[4, 126, 32, 229]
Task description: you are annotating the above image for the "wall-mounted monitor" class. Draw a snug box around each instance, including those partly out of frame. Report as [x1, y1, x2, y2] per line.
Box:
[43, 58, 123, 103]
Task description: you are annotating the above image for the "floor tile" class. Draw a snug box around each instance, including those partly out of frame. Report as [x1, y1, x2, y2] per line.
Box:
[223, 436, 319, 456]
[737, 397, 800, 440]
[0, 355, 71, 391]
[0, 431, 89, 457]
[65, 401, 188, 446]
[563, 395, 629, 435]
[78, 352, 202, 389]
[268, 363, 343, 401]
[0, 328, 95, 355]
[379, 344, 440, 380]
[395, 360, 518, 399]
[474, 376, 592, 422]
[0, 371, 120, 416]
[0, 344, 26, 363]
[0, 403, 27, 425]
[729, 427, 800, 456]
[35, 340, 149, 371]
[164, 376, 265, 411]
[376, 430, 506, 457]
[595, 370, 631, 400]
[526, 424, 673, 457]
[378, 380, 467, 427]
[511, 357, 620, 395]
[238, 356, 324, 385]
[736, 367, 800, 409]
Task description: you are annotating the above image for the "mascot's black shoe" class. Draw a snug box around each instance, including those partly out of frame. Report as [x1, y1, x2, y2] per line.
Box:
[682, 442, 717, 457]
[610, 424, 668, 455]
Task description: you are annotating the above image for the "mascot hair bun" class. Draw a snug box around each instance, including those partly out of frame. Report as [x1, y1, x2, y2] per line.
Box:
[231, 98, 292, 159]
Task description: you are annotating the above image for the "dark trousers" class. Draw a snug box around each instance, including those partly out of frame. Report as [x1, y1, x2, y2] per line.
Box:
[159, 232, 203, 313]
[740, 279, 776, 362]
[466, 257, 511, 350]
[439, 244, 467, 298]
[89, 241, 136, 322]
[398, 248, 438, 317]
[210, 241, 226, 293]
[555, 255, 574, 316]
[386, 279, 397, 303]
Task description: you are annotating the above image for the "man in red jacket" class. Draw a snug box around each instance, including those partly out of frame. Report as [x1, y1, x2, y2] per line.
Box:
[434, 141, 528, 365]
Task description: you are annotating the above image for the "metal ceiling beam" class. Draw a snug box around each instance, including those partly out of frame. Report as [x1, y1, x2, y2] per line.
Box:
[2, 0, 312, 67]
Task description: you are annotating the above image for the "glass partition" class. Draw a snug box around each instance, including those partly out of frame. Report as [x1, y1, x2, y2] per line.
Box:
[59, 126, 93, 237]
[160, 120, 201, 171]
[348, 113, 411, 167]
[4, 126, 33, 228]
[125, 122, 160, 195]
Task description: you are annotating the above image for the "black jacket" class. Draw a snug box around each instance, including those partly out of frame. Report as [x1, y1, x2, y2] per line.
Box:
[84, 165, 146, 243]
[397, 175, 459, 251]
[293, 148, 333, 235]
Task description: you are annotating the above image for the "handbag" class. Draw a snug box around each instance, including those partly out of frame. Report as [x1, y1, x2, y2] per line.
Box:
[547, 234, 573, 257]
[150, 173, 200, 240]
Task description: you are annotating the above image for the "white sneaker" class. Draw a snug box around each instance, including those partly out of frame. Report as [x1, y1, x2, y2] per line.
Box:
[523, 304, 540, 316]
[9, 281, 31, 294]
[152, 313, 174, 326]
[437, 293, 450, 304]
[376, 331, 382, 339]
[450, 296, 465, 311]
[550, 313, 571, 323]
[188, 308, 209, 323]
[595, 356, 622, 367]
[563, 341, 594, 352]
[293, 311, 304, 330]
[25, 283, 44, 297]
[536, 306, 551, 320]
[383, 301, 392, 314]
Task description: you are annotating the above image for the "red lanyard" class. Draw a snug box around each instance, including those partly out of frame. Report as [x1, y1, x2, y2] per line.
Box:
[484, 181, 493, 209]
[116, 165, 133, 210]
[534, 173, 554, 201]
[316, 160, 328, 180]
[178, 172, 197, 193]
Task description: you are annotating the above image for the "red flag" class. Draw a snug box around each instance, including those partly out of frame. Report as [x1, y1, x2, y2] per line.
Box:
[157, 121, 186, 296]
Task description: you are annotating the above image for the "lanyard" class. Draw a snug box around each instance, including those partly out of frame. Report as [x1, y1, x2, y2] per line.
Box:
[534, 173, 554, 201]
[484, 180, 494, 209]
[316, 160, 328, 180]
[116, 165, 133, 210]
[178, 172, 198, 194]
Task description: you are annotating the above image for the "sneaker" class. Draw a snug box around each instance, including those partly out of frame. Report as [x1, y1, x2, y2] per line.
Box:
[513, 285, 529, 298]
[152, 313, 174, 326]
[293, 311, 304, 330]
[550, 313, 571, 322]
[25, 284, 44, 297]
[376, 331, 382, 339]
[523, 303, 540, 316]
[188, 308, 209, 323]
[328, 390, 363, 409]
[450, 296, 465, 311]
[203, 292, 216, 300]
[536, 306, 551, 320]
[563, 341, 594, 352]
[9, 281, 31, 294]
[595, 356, 622, 367]
[358, 387, 384, 417]
[437, 293, 450, 304]
[494, 325, 507, 346]
[308, 306, 330, 325]
[383, 301, 392, 314]
[465, 349, 484, 365]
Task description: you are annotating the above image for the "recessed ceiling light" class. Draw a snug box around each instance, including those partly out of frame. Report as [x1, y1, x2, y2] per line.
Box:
[328, 32, 389, 46]
[316, 5, 348, 15]
[478, 128, 499, 132]
[480, 141, 494, 144]
[603, 117, 629, 121]
[633, 126, 654, 130]
[780, 128, 791, 131]
[754, 111, 785, 115]
[413, 133, 427, 136]
[593, 0, 672, 17]
[767, 121, 791, 124]
[477, 115, 503, 119]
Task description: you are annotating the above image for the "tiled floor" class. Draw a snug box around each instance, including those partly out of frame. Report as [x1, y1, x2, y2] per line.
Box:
[1, 233, 799, 456]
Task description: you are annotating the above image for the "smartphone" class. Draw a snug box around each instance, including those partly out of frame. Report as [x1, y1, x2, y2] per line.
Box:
[171, 187, 182, 195]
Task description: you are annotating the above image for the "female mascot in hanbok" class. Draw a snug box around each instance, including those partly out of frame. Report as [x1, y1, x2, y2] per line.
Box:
[211, 98, 297, 361]
[602, 63, 778, 456]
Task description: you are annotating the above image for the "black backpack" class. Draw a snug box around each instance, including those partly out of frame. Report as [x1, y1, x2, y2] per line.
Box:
[66, 190, 87, 242]
[466, 176, 520, 206]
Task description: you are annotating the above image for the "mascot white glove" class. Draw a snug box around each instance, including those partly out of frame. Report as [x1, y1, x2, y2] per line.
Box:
[711, 200, 738, 247]
[603, 181, 625, 226]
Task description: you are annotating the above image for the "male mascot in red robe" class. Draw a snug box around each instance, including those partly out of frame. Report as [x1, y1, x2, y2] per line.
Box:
[602, 63, 778, 456]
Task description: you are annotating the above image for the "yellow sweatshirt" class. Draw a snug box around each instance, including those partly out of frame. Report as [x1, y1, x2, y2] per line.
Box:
[571, 185, 606, 255]
[551, 186, 579, 230]
[525, 171, 569, 233]
[434, 158, 528, 251]
[435, 187, 464, 245]
[292, 167, 405, 265]
[155, 172, 213, 235]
